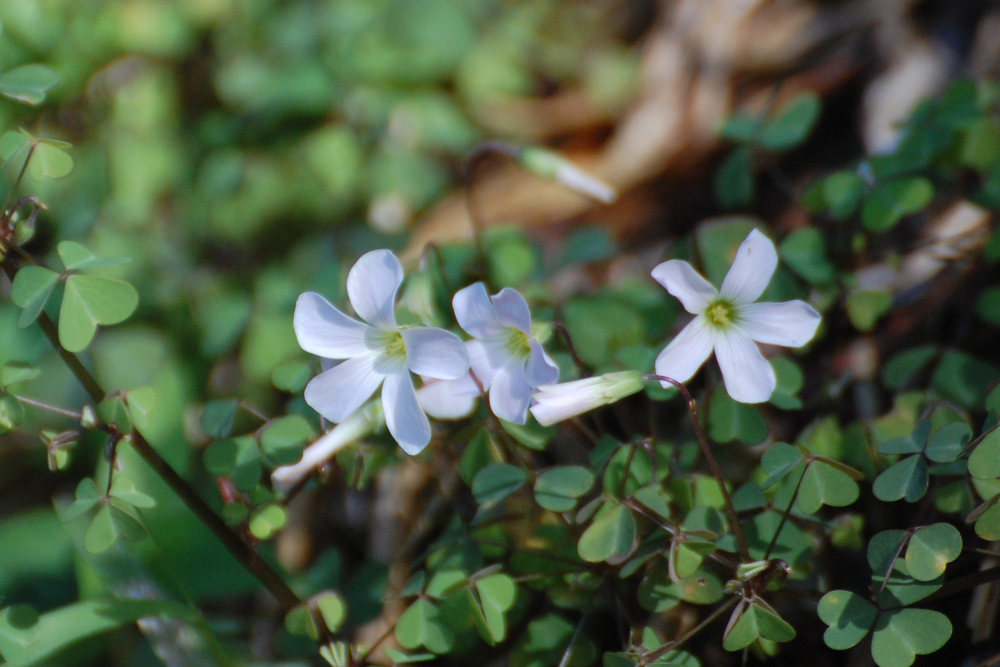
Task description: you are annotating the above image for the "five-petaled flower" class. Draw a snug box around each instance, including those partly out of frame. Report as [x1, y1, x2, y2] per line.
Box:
[294, 249, 469, 454]
[652, 229, 821, 404]
[453, 282, 559, 424]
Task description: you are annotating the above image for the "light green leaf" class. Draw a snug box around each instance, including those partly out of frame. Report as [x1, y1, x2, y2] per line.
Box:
[968, 427, 1000, 479]
[759, 91, 821, 150]
[904, 523, 962, 581]
[861, 178, 934, 232]
[248, 504, 286, 540]
[10, 265, 59, 328]
[870, 608, 951, 667]
[259, 415, 314, 464]
[577, 501, 635, 563]
[56, 241, 131, 271]
[818, 589, 877, 650]
[533, 465, 595, 512]
[472, 463, 527, 511]
[873, 454, 928, 503]
[395, 598, 454, 654]
[723, 600, 796, 651]
[58, 274, 139, 352]
[0, 64, 60, 105]
[796, 460, 860, 514]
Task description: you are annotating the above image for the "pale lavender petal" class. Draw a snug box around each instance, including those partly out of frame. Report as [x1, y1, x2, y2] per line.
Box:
[741, 301, 821, 347]
[651, 260, 718, 314]
[525, 341, 560, 387]
[453, 282, 502, 338]
[714, 331, 776, 403]
[383, 372, 431, 455]
[403, 327, 469, 379]
[347, 249, 403, 329]
[720, 229, 777, 304]
[490, 364, 532, 424]
[466, 339, 498, 389]
[304, 354, 384, 423]
[417, 374, 481, 420]
[294, 292, 373, 359]
[654, 317, 714, 384]
[492, 287, 532, 333]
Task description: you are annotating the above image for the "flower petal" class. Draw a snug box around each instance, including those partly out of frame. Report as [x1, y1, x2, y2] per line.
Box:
[417, 374, 480, 420]
[492, 287, 532, 333]
[304, 354, 384, 422]
[714, 331, 776, 403]
[651, 260, 718, 314]
[347, 249, 403, 328]
[466, 339, 497, 389]
[403, 327, 470, 379]
[525, 341, 560, 387]
[383, 372, 431, 455]
[490, 365, 532, 424]
[741, 301, 821, 347]
[654, 317, 714, 384]
[294, 292, 374, 358]
[453, 282, 502, 338]
[720, 229, 777, 304]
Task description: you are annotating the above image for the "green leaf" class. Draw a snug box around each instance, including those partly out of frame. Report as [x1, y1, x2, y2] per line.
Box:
[882, 346, 938, 390]
[577, 501, 635, 563]
[932, 350, 999, 409]
[868, 529, 908, 576]
[779, 227, 835, 284]
[861, 178, 934, 232]
[533, 465, 595, 512]
[83, 504, 146, 554]
[873, 454, 928, 503]
[472, 573, 517, 644]
[58, 274, 139, 352]
[709, 387, 768, 445]
[821, 170, 866, 220]
[472, 463, 527, 511]
[759, 91, 821, 150]
[248, 504, 286, 540]
[0, 362, 40, 387]
[60, 478, 102, 522]
[315, 591, 347, 633]
[10, 265, 59, 328]
[1, 131, 74, 181]
[969, 428, 1000, 479]
[109, 475, 156, 509]
[976, 285, 1000, 326]
[796, 460, 860, 514]
[846, 289, 892, 332]
[56, 241, 131, 272]
[760, 442, 804, 489]
[203, 436, 262, 491]
[259, 415, 314, 464]
[0, 64, 60, 105]
[925, 422, 971, 463]
[870, 608, 951, 667]
[395, 598, 454, 654]
[718, 114, 761, 142]
[723, 600, 796, 651]
[818, 590, 877, 650]
[904, 523, 962, 581]
[714, 146, 754, 209]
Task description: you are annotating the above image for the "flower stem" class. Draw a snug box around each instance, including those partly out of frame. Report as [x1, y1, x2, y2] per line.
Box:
[13, 394, 82, 420]
[646, 374, 751, 562]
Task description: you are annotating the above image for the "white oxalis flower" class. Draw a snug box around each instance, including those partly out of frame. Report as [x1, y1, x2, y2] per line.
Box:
[652, 229, 821, 404]
[294, 249, 469, 454]
[453, 282, 559, 424]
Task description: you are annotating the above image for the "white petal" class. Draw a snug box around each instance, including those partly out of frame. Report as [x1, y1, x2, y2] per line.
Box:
[403, 327, 469, 379]
[492, 287, 532, 333]
[304, 355, 384, 422]
[417, 375, 480, 420]
[741, 301, 821, 347]
[466, 339, 497, 389]
[271, 407, 375, 492]
[720, 229, 777, 304]
[383, 372, 431, 455]
[347, 249, 403, 329]
[294, 292, 374, 358]
[525, 341, 559, 387]
[714, 331, 776, 403]
[651, 260, 718, 314]
[490, 365, 532, 424]
[453, 282, 502, 338]
[654, 317, 715, 384]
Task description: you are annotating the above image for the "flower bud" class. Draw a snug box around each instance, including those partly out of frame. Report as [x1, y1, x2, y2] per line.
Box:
[519, 147, 616, 203]
[530, 370, 644, 426]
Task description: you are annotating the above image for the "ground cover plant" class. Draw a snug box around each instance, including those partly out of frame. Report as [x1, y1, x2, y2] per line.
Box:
[2, 2, 1000, 666]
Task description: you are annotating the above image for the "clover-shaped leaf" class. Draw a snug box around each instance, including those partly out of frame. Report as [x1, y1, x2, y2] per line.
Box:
[577, 500, 635, 563]
[259, 415, 313, 465]
[968, 427, 1000, 480]
[796, 459, 861, 514]
[0, 64, 60, 105]
[818, 589, 877, 650]
[533, 465, 595, 512]
[722, 599, 796, 651]
[10, 265, 60, 328]
[56, 241, 131, 271]
[203, 436, 262, 491]
[870, 608, 951, 667]
[861, 178, 934, 232]
[60, 478, 102, 522]
[472, 463, 527, 513]
[109, 475, 156, 509]
[0, 130, 73, 180]
[904, 523, 961, 581]
[59, 274, 139, 352]
[395, 598, 454, 654]
[83, 503, 147, 554]
[925, 422, 971, 463]
[248, 504, 286, 540]
[470, 573, 517, 644]
[873, 454, 928, 503]
[760, 442, 804, 489]
[759, 91, 821, 150]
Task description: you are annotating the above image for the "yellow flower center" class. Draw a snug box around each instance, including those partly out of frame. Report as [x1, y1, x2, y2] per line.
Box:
[503, 328, 532, 359]
[705, 299, 739, 330]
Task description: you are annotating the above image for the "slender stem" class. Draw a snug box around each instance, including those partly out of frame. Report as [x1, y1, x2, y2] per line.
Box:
[462, 141, 521, 272]
[3, 261, 304, 613]
[763, 463, 808, 561]
[13, 394, 82, 420]
[640, 596, 739, 664]
[647, 374, 751, 562]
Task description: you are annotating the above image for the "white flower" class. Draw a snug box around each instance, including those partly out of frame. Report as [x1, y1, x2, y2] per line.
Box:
[652, 229, 821, 404]
[530, 371, 645, 426]
[453, 282, 559, 424]
[294, 249, 469, 454]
